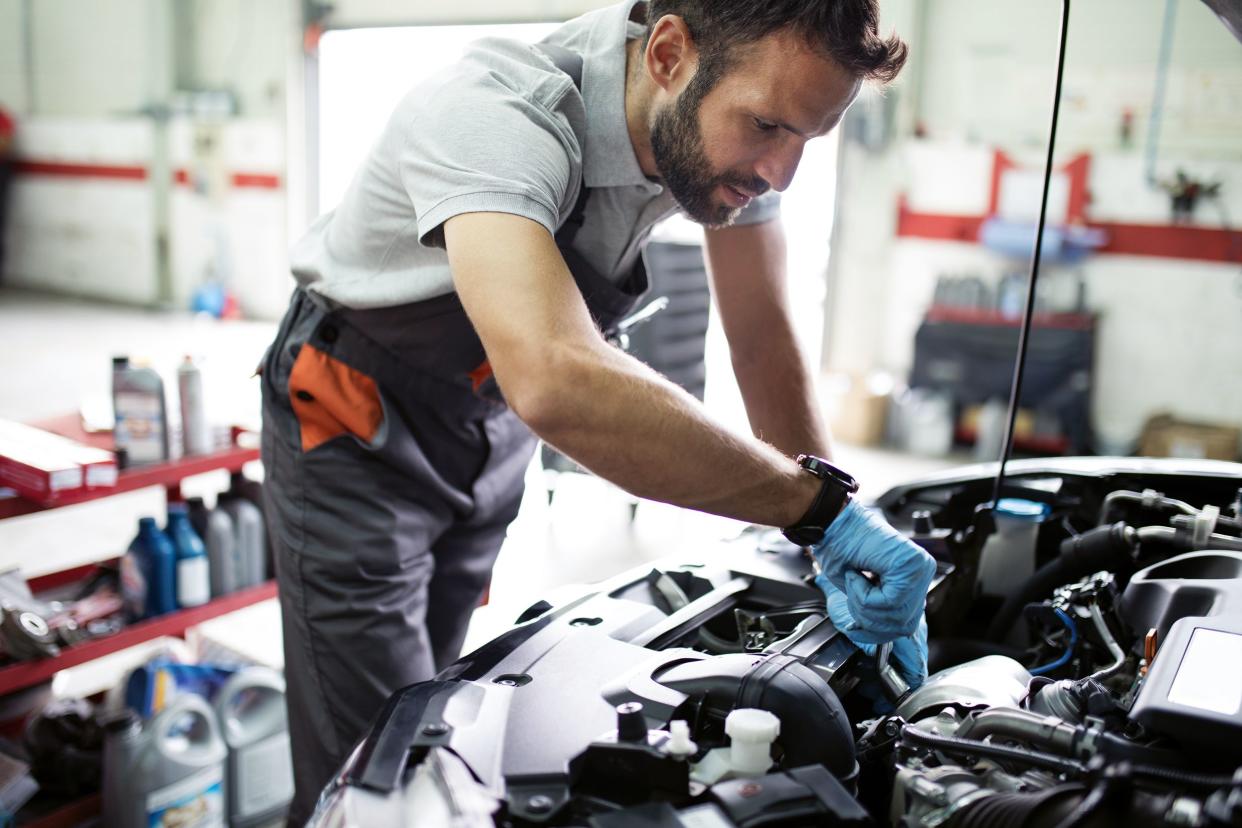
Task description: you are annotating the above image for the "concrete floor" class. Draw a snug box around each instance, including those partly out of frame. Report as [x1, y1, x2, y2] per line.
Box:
[0, 286, 960, 698]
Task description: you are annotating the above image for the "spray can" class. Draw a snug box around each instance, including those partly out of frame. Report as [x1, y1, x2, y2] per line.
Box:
[112, 356, 170, 466]
[102, 695, 228, 828]
[178, 356, 212, 456]
[167, 503, 210, 608]
[214, 667, 294, 825]
[128, 517, 177, 619]
[187, 497, 239, 597]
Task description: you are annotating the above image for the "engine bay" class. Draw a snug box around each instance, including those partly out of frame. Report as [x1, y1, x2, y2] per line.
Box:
[312, 458, 1242, 827]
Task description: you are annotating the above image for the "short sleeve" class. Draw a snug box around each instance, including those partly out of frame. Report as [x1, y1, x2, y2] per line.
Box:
[398, 53, 583, 249]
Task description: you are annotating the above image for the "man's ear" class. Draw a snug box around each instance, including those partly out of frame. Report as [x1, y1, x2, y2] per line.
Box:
[644, 14, 698, 94]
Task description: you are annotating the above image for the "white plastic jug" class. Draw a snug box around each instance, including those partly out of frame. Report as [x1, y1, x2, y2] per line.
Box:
[102, 693, 228, 827]
[214, 666, 294, 826]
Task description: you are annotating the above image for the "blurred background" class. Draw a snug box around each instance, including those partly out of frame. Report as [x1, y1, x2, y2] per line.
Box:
[0, 1, 1238, 817]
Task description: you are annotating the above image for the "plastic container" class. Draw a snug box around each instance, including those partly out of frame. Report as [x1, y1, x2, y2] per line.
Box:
[188, 497, 239, 598]
[227, 471, 271, 580]
[112, 356, 170, 466]
[127, 517, 178, 619]
[978, 498, 1051, 597]
[102, 695, 228, 828]
[178, 356, 212, 456]
[167, 503, 210, 608]
[220, 495, 266, 589]
[214, 667, 294, 826]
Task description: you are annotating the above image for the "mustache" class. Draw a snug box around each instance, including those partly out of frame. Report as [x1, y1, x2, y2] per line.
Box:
[720, 174, 770, 198]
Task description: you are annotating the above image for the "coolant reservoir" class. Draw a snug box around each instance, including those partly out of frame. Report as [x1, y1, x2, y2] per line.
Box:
[691, 708, 781, 784]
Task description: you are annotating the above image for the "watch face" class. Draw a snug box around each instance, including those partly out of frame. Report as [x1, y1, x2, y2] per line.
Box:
[799, 456, 860, 494]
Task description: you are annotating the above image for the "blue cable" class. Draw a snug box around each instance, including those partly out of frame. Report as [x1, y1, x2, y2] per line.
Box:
[1029, 607, 1079, 675]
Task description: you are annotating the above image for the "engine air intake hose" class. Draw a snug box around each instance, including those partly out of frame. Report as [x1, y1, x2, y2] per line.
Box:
[987, 523, 1135, 642]
[655, 653, 855, 778]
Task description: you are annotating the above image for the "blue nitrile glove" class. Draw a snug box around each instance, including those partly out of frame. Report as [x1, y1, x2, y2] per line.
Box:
[811, 499, 936, 645]
[818, 576, 929, 694]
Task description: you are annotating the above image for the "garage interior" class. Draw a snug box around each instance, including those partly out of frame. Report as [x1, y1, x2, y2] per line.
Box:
[0, 0, 1239, 825]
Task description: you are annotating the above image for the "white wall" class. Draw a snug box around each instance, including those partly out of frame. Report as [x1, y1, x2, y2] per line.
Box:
[824, 0, 1242, 453]
[918, 0, 1242, 159]
[1, 0, 296, 317]
[0, 0, 28, 113]
[324, 0, 610, 27]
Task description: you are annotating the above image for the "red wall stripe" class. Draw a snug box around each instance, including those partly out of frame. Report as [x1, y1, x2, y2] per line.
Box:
[14, 160, 280, 190]
[229, 172, 281, 189]
[897, 204, 1242, 265]
[14, 160, 147, 180]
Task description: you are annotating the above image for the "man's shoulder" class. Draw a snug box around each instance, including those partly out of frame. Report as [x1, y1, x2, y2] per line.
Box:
[419, 36, 581, 118]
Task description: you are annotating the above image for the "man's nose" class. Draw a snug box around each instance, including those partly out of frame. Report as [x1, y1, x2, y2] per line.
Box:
[754, 139, 805, 193]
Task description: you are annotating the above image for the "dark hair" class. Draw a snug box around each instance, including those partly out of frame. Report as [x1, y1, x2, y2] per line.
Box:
[644, 0, 908, 90]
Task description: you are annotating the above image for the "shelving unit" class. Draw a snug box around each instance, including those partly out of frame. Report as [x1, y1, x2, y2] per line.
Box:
[0, 415, 271, 696]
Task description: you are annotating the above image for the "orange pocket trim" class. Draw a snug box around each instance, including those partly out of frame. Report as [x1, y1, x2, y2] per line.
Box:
[288, 343, 383, 452]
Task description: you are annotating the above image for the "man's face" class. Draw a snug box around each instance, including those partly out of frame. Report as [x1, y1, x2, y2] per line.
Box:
[650, 28, 862, 227]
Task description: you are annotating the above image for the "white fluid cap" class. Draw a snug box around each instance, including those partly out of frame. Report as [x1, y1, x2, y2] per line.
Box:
[725, 708, 780, 743]
[725, 709, 780, 776]
[664, 720, 698, 757]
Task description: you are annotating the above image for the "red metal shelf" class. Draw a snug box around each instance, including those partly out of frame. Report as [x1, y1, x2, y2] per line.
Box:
[0, 415, 260, 519]
[925, 306, 1096, 331]
[0, 580, 277, 696]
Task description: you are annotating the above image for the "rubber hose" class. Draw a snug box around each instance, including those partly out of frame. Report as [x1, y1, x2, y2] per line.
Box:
[901, 724, 1086, 775]
[947, 784, 1086, 828]
[987, 523, 1134, 642]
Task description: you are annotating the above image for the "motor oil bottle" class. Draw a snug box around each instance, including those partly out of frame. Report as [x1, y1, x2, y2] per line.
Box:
[219, 494, 266, 589]
[103, 694, 228, 828]
[167, 503, 210, 608]
[187, 497, 239, 597]
[128, 517, 177, 619]
[112, 356, 170, 466]
[227, 471, 271, 579]
[214, 667, 294, 825]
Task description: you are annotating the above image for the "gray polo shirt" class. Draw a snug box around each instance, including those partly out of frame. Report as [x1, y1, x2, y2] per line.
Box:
[290, 0, 780, 310]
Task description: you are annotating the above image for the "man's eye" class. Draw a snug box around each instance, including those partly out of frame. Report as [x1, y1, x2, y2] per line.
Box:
[753, 118, 778, 132]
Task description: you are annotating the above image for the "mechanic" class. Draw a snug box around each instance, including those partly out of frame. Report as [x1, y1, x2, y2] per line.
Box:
[260, 1, 935, 821]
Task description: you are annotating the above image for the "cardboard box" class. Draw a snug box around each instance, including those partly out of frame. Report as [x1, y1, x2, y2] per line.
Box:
[827, 373, 891, 447]
[0, 420, 118, 504]
[1139, 414, 1240, 462]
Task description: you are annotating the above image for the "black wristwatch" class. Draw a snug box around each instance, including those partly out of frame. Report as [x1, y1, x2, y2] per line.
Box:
[782, 455, 859, 547]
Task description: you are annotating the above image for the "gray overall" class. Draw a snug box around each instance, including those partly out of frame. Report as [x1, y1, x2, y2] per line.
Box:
[259, 46, 651, 825]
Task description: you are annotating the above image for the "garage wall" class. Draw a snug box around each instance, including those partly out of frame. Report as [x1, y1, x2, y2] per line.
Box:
[919, 0, 1242, 157]
[324, 0, 611, 27]
[825, 0, 1242, 452]
[0, 0, 297, 317]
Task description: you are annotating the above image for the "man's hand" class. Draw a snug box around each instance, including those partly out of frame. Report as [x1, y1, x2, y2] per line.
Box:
[810, 500, 936, 644]
[818, 577, 928, 692]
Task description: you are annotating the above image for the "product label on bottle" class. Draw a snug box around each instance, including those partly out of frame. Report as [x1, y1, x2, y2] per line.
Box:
[115, 391, 166, 464]
[236, 732, 294, 816]
[120, 553, 148, 620]
[146, 766, 224, 827]
[177, 556, 210, 608]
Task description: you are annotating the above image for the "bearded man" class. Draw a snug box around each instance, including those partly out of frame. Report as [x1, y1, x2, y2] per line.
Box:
[260, 2, 933, 822]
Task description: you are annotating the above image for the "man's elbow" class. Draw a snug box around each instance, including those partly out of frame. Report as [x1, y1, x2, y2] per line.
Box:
[495, 345, 583, 437]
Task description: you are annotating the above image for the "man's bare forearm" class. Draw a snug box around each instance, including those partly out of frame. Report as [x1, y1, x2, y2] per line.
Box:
[445, 211, 820, 529]
[731, 318, 833, 461]
[517, 337, 820, 528]
[703, 220, 832, 461]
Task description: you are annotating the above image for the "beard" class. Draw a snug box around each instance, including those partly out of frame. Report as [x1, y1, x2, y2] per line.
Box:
[649, 80, 769, 227]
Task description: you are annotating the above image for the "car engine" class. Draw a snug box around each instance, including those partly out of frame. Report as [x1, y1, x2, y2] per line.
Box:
[311, 458, 1242, 827]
